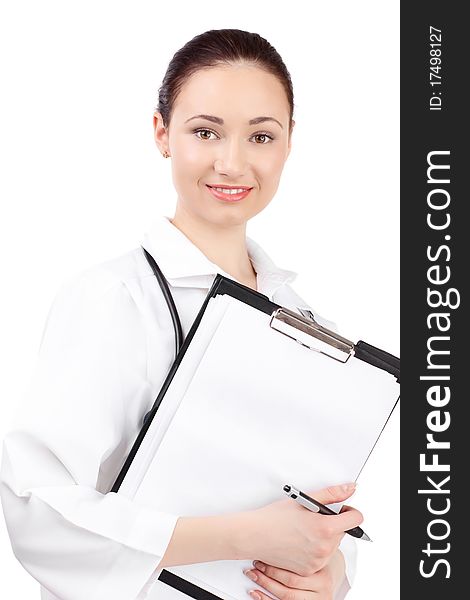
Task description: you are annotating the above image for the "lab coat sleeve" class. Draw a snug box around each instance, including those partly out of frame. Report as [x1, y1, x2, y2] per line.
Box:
[0, 268, 179, 600]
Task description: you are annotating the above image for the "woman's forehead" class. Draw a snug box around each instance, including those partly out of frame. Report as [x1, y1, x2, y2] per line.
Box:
[171, 65, 290, 123]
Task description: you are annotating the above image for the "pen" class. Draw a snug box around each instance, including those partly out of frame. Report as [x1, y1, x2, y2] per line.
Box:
[283, 484, 372, 542]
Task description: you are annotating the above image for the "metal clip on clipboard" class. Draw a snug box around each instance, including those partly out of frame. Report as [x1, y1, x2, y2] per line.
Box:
[270, 307, 355, 363]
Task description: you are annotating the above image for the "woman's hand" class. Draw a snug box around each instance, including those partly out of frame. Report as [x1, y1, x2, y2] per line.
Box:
[237, 483, 362, 577]
[243, 549, 346, 600]
[157, 483, 361, 575]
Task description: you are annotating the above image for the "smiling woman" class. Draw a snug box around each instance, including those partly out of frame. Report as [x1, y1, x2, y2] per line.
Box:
[1, 28, 363, 600]
[154, 62, 294, 291]
[150, 30, 297, 290]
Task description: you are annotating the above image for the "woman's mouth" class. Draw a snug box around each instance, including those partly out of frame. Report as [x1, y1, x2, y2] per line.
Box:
[206, 185, 253, 202]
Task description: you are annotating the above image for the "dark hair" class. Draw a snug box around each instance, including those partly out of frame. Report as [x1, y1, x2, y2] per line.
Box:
[156, 29, 294, 133]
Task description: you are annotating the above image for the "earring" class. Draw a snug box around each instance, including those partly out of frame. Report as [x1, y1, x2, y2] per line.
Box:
[162, 150, 170, 158]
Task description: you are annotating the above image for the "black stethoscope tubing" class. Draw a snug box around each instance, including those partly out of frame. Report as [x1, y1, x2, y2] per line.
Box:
[141, 246, 184, 426]
[141, 246, 184, 357]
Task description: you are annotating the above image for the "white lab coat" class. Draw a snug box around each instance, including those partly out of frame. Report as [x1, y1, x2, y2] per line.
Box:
[0, 215, 356, 600]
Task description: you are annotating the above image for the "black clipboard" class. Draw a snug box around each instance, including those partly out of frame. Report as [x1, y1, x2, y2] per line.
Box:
[110, 274, 400, 600]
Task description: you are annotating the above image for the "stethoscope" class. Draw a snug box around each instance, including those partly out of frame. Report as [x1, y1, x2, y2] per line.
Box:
[141, 246, 184, 425]
[141, 246, 184, 356]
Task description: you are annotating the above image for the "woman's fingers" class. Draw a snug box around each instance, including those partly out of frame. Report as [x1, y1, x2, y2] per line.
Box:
[306, 483, 356, 505]
[300, 484, 364, 537]
[244, 566, 313, 599]
[327, 505, 364, 533]
[248, 591, 273, 600]
[244, 562, 335, 599]
[251, 561, 310, 589]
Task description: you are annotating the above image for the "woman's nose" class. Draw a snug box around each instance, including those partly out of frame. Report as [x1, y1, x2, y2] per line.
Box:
[214, 139, 247, 177]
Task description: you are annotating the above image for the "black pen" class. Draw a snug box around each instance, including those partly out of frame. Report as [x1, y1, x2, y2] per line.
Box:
[283, 484, 372, 542]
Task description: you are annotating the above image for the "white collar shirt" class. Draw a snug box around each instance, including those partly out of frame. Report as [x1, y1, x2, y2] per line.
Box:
[0, 215, 355, 600]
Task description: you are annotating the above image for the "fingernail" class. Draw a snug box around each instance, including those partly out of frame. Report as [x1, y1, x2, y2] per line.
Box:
[244, 569, 258, 581]
[342, 483, 356, 492]
[249, 592, 261, 600]
[253, 561, 266, 572]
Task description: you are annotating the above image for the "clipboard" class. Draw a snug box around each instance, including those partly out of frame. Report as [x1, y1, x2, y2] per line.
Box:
[111, 275, 400, 600]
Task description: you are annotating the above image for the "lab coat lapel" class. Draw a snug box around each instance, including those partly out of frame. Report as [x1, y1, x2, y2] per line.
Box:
[141, 216, 234, 288]
[140, 215, 312, 307]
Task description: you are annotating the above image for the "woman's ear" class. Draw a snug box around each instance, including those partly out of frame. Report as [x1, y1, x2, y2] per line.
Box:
[153, 112, 170, 156]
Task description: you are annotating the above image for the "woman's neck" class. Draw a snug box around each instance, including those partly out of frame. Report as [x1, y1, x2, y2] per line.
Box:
[170, 206, 257, 289]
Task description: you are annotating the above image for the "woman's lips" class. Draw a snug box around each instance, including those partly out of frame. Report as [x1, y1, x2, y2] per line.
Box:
[206, 185, 252, 202]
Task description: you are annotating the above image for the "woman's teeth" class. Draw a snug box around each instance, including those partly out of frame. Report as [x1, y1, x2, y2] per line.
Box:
[211, 187, 248, 195]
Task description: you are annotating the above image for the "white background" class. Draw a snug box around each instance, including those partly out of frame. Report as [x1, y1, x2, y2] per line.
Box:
[0, 1, 399, 598]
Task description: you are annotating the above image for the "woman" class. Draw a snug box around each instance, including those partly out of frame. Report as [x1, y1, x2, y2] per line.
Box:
[0, 29, 363, 600]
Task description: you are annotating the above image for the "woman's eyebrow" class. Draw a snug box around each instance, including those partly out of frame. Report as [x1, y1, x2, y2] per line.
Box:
[184, 114, 283, 129]
[249, 116, 283, 129]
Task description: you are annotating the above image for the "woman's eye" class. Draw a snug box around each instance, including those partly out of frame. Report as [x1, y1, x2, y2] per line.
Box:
[193, 129, 273, 144]
[194, 128, 218, 140]
[251, 133, 274, 144]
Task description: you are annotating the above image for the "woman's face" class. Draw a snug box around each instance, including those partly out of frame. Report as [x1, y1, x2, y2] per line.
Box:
[154, 64, 294, 228]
